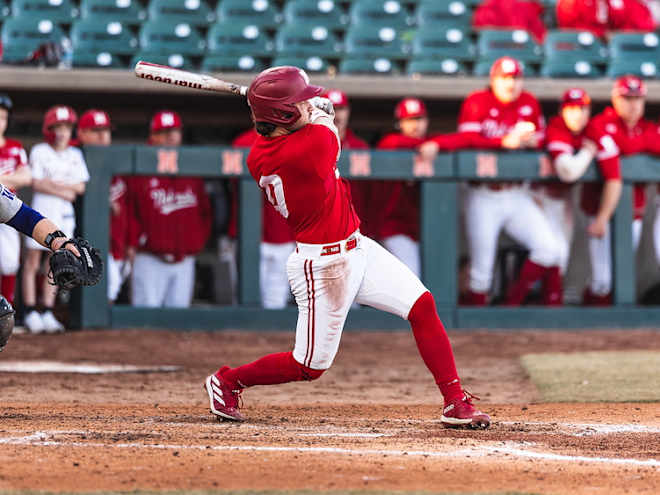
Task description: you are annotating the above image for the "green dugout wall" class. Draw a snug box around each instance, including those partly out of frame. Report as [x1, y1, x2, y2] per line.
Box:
[77, 146, 660, 330]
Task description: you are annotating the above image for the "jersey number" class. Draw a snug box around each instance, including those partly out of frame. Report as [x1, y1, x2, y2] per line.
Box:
[259, 174, 289, 219]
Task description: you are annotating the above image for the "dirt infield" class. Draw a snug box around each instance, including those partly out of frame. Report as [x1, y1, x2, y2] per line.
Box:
[1, 328, 659, 494]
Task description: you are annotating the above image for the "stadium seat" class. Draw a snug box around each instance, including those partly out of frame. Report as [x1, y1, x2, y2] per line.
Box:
[73, 50, 126, 68]
[1, 17, 65, 63]
[216, 0, 282, 30]
[206, 22, 273, 57]
[473, 57, 538, 77]
[11, 0, 78, 24]
[271, 55, 329, 73]
[139, 20, 205, 56]
[283, 0, 348, 31]
[201, 54, 265, 72]
[275, 25, 341, 58]
[349, 0, 413, 30]
[147, 0, 215, 27]
[79, 0, 146, 24]
[407, 57, 468, 75]
[544, 30, 607, 64]
[130, 52, 195, 70]
[606, 59, 658, 79]
[540, 60, 603, 78]
[412, 27, 475, 61]
[339, 56, 399, 74]
[71, 19, 138, 56]
[344, 25, 409, 59]
[477, 29, 543, 63]
[415, 1, 471, 29]
[608, 32, 660, 62]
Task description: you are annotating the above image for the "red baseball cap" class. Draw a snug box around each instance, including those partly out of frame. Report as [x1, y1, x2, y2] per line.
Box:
[395, 98, 427, 120]
[490, 56, 523, 78]
[561, 88, 591, 108]
[613, 74, 647, 97]
[79, 109, 111, 130]
[150, 110, 182, 133]
[322, 89, 349, 107]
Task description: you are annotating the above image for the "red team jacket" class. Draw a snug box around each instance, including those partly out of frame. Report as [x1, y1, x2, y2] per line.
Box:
[0, 138, 28, 188]
[248, 124, 359, 244]
[109, 176, 129, 260]
[232, 128, 295, 244]
[556, 0, 655, 37]
[127, 176, 212, 260]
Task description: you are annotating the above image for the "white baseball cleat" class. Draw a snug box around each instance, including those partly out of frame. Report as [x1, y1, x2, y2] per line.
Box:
[24, 310, 46, 334]
[40, 310, 64, 334]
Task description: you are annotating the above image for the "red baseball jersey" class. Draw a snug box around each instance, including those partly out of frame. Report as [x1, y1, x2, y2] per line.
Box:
[127, 176, 211, 259]
[374, 133, 424, 241]
[233, 128, 295, 244]
[247, 123, 360, 244]
[473, 0, 547, 42]
[109, 175, 129, 260]
[0, 138, 28, 188]
[343, 128, 374, 237]
[557, 0, 654, 37]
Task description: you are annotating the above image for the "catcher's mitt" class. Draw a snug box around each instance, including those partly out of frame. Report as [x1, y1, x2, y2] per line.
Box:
[49, 238, 103, 290]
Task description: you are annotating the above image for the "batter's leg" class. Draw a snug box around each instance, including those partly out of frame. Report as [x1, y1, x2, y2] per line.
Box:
[382, 234, 420, 277]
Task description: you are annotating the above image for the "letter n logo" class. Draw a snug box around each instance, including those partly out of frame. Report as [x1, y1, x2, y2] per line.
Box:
[349, 152, 371, 176]
[157, 150, 178, 174]
[222, 150, 243, 175]
[476, 153, 497, 177]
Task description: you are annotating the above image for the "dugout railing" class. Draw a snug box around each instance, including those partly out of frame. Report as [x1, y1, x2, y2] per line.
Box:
[77, 146, 660, 330]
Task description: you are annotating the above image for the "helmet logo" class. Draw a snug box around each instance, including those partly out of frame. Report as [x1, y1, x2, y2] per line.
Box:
[570, 89, 582, 99]
[405, 99, 420, 114]
[161, 113, 175, 127]
[56, 107, 70, 120]
[500, 58, 516, 74]
[94, 113, 107, 125]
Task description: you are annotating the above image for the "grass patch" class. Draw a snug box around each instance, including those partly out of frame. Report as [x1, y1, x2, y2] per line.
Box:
[0, 491, 541, 495]
[521, 350, 660, 402]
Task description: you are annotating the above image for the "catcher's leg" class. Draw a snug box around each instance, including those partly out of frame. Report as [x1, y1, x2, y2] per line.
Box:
[0, 295, 15, 352]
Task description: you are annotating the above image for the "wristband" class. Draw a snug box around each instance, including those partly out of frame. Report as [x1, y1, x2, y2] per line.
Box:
[44, 230, 66, 250]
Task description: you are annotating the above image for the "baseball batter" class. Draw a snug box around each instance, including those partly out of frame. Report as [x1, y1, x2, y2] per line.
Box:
[204, 66, 490, 428]
[22, 105, 89, 333]
[453, 57, 563, 306]
[0, 94, 30, 306]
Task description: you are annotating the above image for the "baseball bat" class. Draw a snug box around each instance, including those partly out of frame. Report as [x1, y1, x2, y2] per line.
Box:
[134, 61, 248, 96]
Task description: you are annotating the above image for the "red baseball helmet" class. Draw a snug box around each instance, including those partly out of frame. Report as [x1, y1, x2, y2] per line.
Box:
[490, 56, 523, 79]
[395, 98, 427, 120]
[150, 110, 182, 133]
[613, 74, 647, 97]
[79, 109, 112, 130]
[42, 105, 77, 142]
[561, 88, 591, 108]
[322, 89, 349, 108]
[247, 66, 323, 126]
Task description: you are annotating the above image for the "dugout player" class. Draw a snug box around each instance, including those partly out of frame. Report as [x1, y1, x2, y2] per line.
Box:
[203, 66, 490, 428]
[0, 94, 31, 306]
[23, 106, 89, 333]
[556, 0, 655, 37]
[77, 109, 129, 303]
[126, 111, 212, 308]
[454, 57, 563, 306]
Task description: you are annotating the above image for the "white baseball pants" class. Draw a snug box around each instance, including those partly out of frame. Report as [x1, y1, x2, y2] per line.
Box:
[587, 217, 642, 296]
[131, 253, 195, 308]
[0, 223, 20, 274]
[260, 241, 295, 309]
[107, 256, 130, 302]
[287, 232, 427, 370]
[465, 186, 563, 293]
[538, 191, 574, 274]
[382, 234, 420, 278]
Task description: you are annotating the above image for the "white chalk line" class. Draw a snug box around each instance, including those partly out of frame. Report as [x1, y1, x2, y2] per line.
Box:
[1, 431, 659, 468]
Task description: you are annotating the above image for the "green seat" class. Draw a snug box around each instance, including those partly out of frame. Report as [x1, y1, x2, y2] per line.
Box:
[283, 0, 348, 31]
[216, 0, 282, 30]
[607, 59, 658, 79]
[80, 0, 146, 24]
[73, 49, 126, 67]
[11, 0, 78, 24]
[540, 59, 603, 78]
[412, 27, 475, 61]
[131, 52, 195, 70]
[148, 0, 215, 27]
[207, 22, 273, 57]
[349, 0, 412, 30]
[344, 25, 409, 59]
[71, 19, 137, 55]
[407, 57, 468, 75]
[415, 1, 471, 29]
[139, 20, 205, 56]
[473, 57, 538, 77]
[201, 54, 264, 72]
[544, 30, 607, 64]
[275, 25, 341, 58]
[271, 55, 329, 73]
[609, 32, 660, 61]
[1, 17, 65, 62]
[477, 29, 543, 63]
[339, 56, 399, 74]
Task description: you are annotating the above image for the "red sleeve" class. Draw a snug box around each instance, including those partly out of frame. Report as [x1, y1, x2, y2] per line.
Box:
[232, 129, 258, 147]
[545, 119, 575, 161]
[644, 123, 660, 155]
[307, 124, 339, 177]
[586, 120, 621, 180]
[376, 134, 402, 149]
[456, 93, 504, 148]
[125, 176, 142, 248]
[611, 0, 654, 31]
[557, 0, 606, 37]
